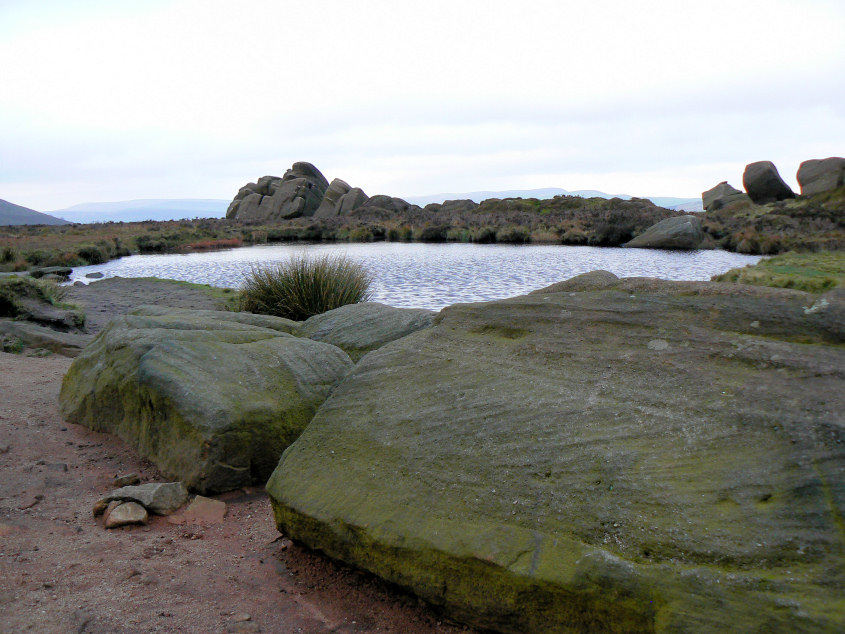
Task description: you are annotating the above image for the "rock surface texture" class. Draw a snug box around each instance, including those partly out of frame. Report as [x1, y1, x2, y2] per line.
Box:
[60, 307, 352, 493]
[797, 157, 845, 196]
[701, 181, 751, 211]
[226, 162, 330, 222]
[623, 214, 704, 249]
[267, 275, 844, 633]
[742, 161, 796, 204]
[297, 302, 436, 361]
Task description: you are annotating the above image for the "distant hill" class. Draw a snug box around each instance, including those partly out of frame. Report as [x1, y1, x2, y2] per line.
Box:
[52, 199, 229, 223]
[406, 188, 703, 212]
[0, 199, 71, 226]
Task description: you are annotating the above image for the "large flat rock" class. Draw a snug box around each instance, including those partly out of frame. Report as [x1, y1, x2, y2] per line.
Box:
[60, 307, 352, 493]
[267, 276, 844, 632]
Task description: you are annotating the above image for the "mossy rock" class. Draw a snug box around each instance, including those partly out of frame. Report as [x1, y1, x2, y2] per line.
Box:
[60, 307, 352, 493]
[267, 274, 844, 632]
[296, 302, 436, 362]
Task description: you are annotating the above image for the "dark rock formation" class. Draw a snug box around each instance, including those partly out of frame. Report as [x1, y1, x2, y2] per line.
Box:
[226, 162, 330, 222]
[797, 157, 845, 196]
[623, 215, 705, 250]
[313, 179, 352, 218]
[353, 195, 421, 217]
[701, 181, 750, 211]
[60, 306, 352, 493]
[424, 199, 480, 214]
[267, 275, 844, 632]
[742, 161, 795, 204]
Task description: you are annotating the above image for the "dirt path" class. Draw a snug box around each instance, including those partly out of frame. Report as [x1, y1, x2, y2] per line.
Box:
[0, 279, 474, 633]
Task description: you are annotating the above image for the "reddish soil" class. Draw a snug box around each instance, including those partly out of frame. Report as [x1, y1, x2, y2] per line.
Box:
[0, 279, 476, 633]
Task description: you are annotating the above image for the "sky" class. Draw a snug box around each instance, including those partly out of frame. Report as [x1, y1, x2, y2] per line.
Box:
[1, 0, 844, 212]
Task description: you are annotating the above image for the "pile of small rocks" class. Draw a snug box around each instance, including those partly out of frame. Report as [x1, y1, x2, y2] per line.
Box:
[93, 475, 227, 529]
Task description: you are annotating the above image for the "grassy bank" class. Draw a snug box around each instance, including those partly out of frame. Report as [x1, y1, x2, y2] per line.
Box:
[712, 251, 845, 293]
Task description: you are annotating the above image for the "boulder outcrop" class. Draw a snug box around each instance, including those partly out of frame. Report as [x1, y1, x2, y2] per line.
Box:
[315, 179, 348, 218]
[297, 302, 436, 361]
[226, 162, 330, 222]
[60, 307, 352, 493]
[424, 199, 480, 214]
[742, 161, 795, 204]
[701, 181, 750, 211]
[797, 157, 845, 196]
[622, 214, 704, 249]
[267, 275, 844, 632]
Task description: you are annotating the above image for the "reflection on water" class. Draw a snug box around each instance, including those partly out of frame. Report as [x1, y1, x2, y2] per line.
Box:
[67, 243, 762, 311]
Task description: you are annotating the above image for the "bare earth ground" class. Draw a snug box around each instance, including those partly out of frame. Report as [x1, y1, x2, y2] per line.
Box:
[0, 278, 475, 633]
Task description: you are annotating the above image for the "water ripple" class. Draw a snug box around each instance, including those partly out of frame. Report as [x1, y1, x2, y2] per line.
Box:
[67, 243, 762, 311]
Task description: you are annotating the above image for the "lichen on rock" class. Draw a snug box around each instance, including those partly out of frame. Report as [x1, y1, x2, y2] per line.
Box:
[267, 273, 845, 632]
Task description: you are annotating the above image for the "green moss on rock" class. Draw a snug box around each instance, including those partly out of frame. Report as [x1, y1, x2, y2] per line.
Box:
[267, 275, 844, 632]
[60, 307, 352, 493]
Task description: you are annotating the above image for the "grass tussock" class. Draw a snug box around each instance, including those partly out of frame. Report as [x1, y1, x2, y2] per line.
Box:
[0, 276, 73, 318]
[238, 253, 372, 321]
[712, 251, 845, 293]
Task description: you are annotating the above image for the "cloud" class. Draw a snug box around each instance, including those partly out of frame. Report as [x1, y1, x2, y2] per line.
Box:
[1, 0, 843, 209]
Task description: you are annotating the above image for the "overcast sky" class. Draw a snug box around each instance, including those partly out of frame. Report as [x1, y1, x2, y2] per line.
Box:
[1, 0, 843, 211]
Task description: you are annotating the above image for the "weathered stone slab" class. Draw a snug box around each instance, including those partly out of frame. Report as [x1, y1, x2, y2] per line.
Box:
[268, 274, 844, 632]
[297, 302, 436, 361]
[61, 307, 352, 493]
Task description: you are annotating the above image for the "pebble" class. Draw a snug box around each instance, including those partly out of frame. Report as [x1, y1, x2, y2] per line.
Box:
[0, 444, 10, 454]
[104, 502, 148, 528]
[112, 473, 141, 487]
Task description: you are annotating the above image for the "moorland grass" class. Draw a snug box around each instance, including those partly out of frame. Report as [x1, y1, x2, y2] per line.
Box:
[712, 250, 845, 293]
[238, 254, 372, 321]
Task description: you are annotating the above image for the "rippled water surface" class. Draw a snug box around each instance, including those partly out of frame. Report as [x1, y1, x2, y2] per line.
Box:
[68, 243, 762, 310]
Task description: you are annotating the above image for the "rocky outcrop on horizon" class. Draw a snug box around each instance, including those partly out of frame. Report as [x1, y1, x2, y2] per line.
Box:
[267, 273, 844, 632]
[702, 157, 845, 210]
[701, 181, 751, 211]
[227, 162, 424, 222]
[797, 157, 845, 196]
[225, 162, 330, 222]
[743, 161, 796, 204]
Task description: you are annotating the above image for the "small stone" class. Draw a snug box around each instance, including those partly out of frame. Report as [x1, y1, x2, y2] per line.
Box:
[234, 613, 251, 623]
[97, 482, 189, 516]
[0, 444, 9, 454]
[92, 498, 110, 517]
[47, 463, 68, 473]
[182, 496, 227, 525]
[102, 500, 122, 523]
[104, 502, 148, 528]
[85, 272, 104, 279]
[647, 339, 669, 351]
[113, 473, 141, 487]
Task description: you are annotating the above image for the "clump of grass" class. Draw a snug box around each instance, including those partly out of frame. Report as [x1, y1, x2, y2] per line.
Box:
[0, 276, 69, 317]
[712, 250, 844, 293]
[238, 253, 372, 321]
